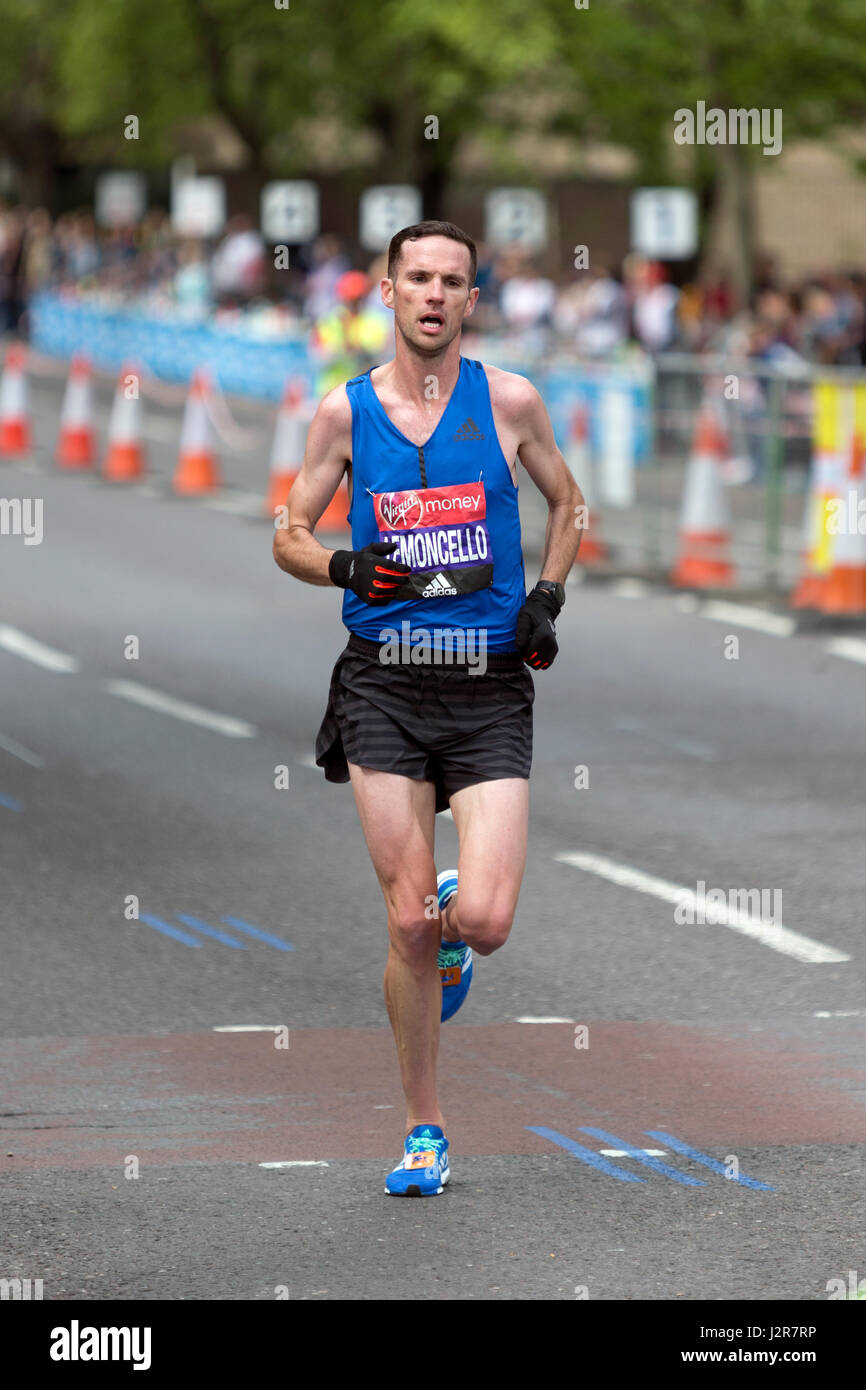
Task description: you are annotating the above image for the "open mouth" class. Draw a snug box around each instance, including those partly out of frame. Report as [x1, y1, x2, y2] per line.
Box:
[418, 313, 444, 332]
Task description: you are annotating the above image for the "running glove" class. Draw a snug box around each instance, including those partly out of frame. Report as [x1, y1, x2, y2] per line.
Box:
[515, 585, 560, 669]
[328, 540, 411, 606]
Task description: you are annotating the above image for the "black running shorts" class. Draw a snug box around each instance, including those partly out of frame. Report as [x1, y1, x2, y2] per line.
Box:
[315, 633, 535, 813]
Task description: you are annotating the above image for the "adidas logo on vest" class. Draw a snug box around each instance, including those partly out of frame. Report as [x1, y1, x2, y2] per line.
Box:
[421, 572, 458, 597]
[452, 417, 485, 441]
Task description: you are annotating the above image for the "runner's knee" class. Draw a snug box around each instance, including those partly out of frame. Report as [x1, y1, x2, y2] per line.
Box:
[454, 900, 513, 956]
[388, 908, 439, 965]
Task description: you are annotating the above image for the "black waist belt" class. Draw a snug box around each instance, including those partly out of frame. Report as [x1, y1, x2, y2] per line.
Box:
[346, 631, 524, 670]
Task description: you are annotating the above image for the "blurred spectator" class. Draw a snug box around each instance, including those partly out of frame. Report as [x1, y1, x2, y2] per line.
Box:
[310, 269, 391, 395]
[628, 257, 681, 353]
[174, 239, 212, 318]
[0, 205, 26, 330]
[210, 213, 266, 308]
[303, 234, 350, 320]
[555, 265, 628, 357]
[498, 250, 556, 331]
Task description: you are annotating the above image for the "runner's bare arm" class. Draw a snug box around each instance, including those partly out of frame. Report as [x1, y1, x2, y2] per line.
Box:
[272, 385, 353, 585]
[487, 368, 584, 582]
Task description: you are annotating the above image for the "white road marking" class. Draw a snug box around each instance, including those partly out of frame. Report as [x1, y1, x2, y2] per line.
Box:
[674, 594, 700, 613]
[0, 625, 80, 673]
[614, 716, 718, 763]
[515, 1015, 574, 1024]
[555, 850, 850, 965]
[699, 600, 795, 637]
[0, 731, 44, 767]
[203, 491, 263, 517]
[296, 754, 319, 769]
[600, 1149, 667, 1158]
[609, 577, 649, 599]
[259, 1161, 330, 1169]
[141, 420, 184, 444]
[826, 637, 866, 667]
[813, 1009, 863, 1018]
[212, 1024, 281, 1032]
[103, 679, 257, 738]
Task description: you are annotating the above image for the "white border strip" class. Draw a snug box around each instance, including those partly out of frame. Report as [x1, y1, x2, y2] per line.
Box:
[555, 850, 849, 964]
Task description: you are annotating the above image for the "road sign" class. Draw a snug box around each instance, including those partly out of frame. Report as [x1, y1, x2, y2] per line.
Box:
[261, 181, 320, 243]
[360, 186, 422, 252]
[95, 172, 147, 228]
[171, 177, 226, 238]
[630, 188, 698, 259]
[485, 188, 548, 251]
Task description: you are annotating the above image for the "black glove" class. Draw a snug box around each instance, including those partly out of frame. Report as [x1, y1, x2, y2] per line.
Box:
[328, 540, 411, 606]
[515, 586, 560, 669]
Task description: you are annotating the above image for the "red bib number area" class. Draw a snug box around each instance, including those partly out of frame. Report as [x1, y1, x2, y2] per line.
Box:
[372, 481, 494, 598]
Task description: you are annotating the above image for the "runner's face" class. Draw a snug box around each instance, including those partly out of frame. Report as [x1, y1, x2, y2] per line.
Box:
[384, 237, 478, 354]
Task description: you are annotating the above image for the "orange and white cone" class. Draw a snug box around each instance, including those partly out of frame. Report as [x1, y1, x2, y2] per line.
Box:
[565, 401, 607, 565]
[671, 404, 734, 588]
[173, 369, 221, 495]
[0, 344, 31, 456]
[265, 379, 308, 517]
[817, 422, 866, 614]
[790, 451, 840, 608]
[102, 365, 147, 481]
[56, 354, 96, 468]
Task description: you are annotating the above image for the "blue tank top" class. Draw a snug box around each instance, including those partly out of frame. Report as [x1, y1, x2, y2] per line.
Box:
[341, 357, 526, 652]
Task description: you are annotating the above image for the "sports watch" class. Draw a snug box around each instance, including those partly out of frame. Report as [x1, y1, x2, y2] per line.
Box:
[534, 579, 566, 613]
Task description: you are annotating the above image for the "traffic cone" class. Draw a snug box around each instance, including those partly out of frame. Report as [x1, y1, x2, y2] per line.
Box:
[173, 370, 221, 495]
[56, 354, 96, 468]
[0, 344, 31, 456]
[791, 380, 845, 609]
[817, 422, 866, 614]
[671, 404, 734, 588]
[565, 401, 607, 565]
[265, 380, 308, 517]
[102, 365, 147, 481]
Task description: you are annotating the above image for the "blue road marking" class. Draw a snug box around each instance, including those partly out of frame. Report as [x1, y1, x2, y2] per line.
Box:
[579, 1127, 705, 1186]
[139, 913, 203, 947]
[645, 1130, 775, 1190]
[177, 914, 247, 948]
[526, 1126, 646, 1182]
[221, 916, 293, 951]
[0, 792, 23, 811]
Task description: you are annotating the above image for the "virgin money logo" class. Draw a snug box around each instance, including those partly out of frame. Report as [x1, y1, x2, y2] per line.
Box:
[379, 491, 423, 529]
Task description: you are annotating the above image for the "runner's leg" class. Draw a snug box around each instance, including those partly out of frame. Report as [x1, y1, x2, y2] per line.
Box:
[441, 778, 529, 955]
[346, 762, 444, 1131]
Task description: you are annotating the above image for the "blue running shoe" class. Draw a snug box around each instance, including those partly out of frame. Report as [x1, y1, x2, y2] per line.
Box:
[437, 869, 473, 1022]
[385, 1124, 450, 1196]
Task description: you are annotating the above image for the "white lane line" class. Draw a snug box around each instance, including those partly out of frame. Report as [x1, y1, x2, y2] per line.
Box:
[813, 1009, 863, 1018]
[554, 850, 850, 965]
[609, 577, 649, 599]
[0, 625, 80, 673]
[600, 1149, 667, 1158]
[203, 492, 264, 517]
[0, 730, 45, 768]
[213, 1024, 281, 1032]
[259, 1161, 330, 1169]
[826, 637, 866, 666]
[515, 1016, 574, 1024]
[614, 716, 718, 763]
[103, 679, 257, 739]
[699, 600, 795, 637]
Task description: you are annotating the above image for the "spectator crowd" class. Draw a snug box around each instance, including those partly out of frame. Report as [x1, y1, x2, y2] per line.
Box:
[3, 201, 866, 369]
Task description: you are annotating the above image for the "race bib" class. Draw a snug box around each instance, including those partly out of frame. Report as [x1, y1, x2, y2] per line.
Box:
[372, 482, 494, 598]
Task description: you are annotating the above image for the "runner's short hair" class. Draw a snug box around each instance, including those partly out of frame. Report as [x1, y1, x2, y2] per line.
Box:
[388, 221, 477, 288]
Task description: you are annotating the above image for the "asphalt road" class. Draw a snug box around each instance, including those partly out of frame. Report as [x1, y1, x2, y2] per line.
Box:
[1, 373, 864, 1306]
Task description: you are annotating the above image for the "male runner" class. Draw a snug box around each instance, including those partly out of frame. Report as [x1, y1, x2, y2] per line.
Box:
[273, 221, 583, 1196]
